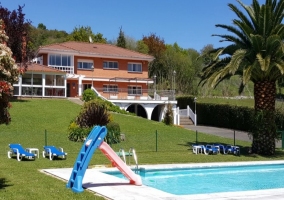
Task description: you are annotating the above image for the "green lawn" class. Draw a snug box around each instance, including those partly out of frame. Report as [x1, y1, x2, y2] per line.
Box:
[1, 98, 284, 199]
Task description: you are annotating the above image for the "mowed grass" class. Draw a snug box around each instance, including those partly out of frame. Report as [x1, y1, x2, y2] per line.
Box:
[1, 98, 284, 199]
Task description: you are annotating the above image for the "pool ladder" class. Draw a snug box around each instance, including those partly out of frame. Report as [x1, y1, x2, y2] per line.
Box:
[118, 147, 139, 173]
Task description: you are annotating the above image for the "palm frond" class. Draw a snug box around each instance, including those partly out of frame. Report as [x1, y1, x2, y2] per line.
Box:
[275, 60, 284, 75]
[212, 33, 247, 47]
[227, 49, 246, 73]
[215, 24, 250, 44]
[271, 0, 284, 25]
[265, 34, 282, 54]
[256, 53, 271, 71]
[243, 64, 253, 85]
[230, 2, 256, 31]
[250, 34, 264, 53]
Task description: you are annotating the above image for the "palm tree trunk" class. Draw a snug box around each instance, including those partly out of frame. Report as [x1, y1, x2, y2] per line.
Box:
[252, 80, 276, 155]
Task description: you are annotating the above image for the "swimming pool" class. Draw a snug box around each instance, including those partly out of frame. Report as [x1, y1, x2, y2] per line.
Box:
[104, 163, 284, 195]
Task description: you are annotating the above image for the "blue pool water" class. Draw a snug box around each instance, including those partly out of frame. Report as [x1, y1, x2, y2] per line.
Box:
[104, 164, 284, 195]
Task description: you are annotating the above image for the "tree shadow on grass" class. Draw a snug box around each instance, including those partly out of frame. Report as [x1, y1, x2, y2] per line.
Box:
[0, 178, 12, 189]
[10, 98, 30, 103]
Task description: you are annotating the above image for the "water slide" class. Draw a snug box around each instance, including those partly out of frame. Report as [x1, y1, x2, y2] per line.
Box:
[67, 126, 141, 193]
[99, 141, 142, 185]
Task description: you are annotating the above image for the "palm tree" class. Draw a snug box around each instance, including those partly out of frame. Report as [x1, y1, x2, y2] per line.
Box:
[199, 0, 284, 155]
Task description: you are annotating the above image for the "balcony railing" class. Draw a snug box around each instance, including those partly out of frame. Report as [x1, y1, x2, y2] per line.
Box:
[93, 87, 176, 101]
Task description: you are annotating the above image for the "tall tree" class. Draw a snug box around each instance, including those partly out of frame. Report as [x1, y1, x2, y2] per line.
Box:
[0, 4, 31, 62]
[199, 0, 284, 155]
[67, 26, 106, 43]
[0, 19, 20, 124]
[142, 33, 166, 80]
[116, 27, 126, 48]
[125, 35, 137, 50]
[136, 40, 149, 54]
[29, 23, 69, 53]
[162, 43, 201, 94]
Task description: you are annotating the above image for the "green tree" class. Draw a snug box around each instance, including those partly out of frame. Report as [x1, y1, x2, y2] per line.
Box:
[199, 0, 284, 155]
[93, 32, 107, 43]
[136, 40, 149, 54]
[116, 27, 126, 48]
[28, 24, 68, 56]
[125, 35, 137, 50]
[143, 33, 166, 82]
[37, 23, 46, 30]
[161, 43, 202, 94]
[67, 26, 106, 43]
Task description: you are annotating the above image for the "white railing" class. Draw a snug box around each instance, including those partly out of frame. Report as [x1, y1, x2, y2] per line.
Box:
[179, 105, 197, 126]
[176, 107, 180, 125]
[93, 88, 176, 101]
[188, 105, 197, 126]
[91, 86, 108, 101]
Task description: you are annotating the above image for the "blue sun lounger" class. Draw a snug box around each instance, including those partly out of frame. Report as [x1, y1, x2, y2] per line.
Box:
[7, 144, 36, 161]
[42, 146, 67, 160]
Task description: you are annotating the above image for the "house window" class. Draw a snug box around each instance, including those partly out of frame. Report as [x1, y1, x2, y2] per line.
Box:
[22, 74, 32, 84]
[22, 74, 42, 85]
[83, 84, 92, 90]
[103, 85, 118, 93]
[103, 61, 118, 69]
[49, 54, 73, 73]
[62, 55, 71, 66]
[33, 74, 43, 85]
[78, 61, 93, 69]
[128, 86, 142, 95]
[128, 63, 142, 72]
[49, 54, 71, 66]
[46, 75, 64, 86]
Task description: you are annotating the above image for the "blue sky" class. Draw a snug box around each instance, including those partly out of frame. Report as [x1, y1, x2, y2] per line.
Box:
[1, 0, 266, 52]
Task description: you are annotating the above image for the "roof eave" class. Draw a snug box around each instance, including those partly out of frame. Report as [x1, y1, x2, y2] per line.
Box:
[37, 48, 154, 62]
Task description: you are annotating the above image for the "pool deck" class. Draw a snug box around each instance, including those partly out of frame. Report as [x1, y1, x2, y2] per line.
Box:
[42, 160, 284, 200]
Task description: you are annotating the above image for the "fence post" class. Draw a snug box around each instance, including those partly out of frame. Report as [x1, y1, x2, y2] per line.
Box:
[282, 131, 284, 150]
[234, 130, 236, 146]
[156, 130, 158, 152]
[45, 129, 47, 146]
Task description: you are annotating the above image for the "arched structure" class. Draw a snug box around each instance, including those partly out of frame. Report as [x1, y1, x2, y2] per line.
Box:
[111, 99, 178, 124]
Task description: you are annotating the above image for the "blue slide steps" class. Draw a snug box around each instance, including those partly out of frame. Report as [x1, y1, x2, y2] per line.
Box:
[66, 126, 107, 193]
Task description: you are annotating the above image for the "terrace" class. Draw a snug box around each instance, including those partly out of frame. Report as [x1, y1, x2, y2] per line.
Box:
[96, 88, 175, 101]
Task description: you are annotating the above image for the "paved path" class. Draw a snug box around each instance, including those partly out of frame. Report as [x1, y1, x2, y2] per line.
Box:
[183, 125, 282, 148]
[67, 97, 84, 105]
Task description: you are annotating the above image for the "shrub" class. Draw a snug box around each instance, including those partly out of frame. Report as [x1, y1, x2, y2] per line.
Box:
[67, 121, 92, 142]
[101, 98, 135, 116]
[82, 88, 96, 102]
[106, 121, 121, 144]
[163, 103, 173, 126]
[76, 99, 110, 127]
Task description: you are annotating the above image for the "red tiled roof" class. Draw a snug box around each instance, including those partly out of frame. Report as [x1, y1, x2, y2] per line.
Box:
[37, 41, 154, 61]
[25, 63, 66, 74]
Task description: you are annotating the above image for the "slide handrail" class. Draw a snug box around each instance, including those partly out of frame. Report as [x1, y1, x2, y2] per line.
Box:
[119, 148, 126, 163]
[129, 148, 138, 173]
